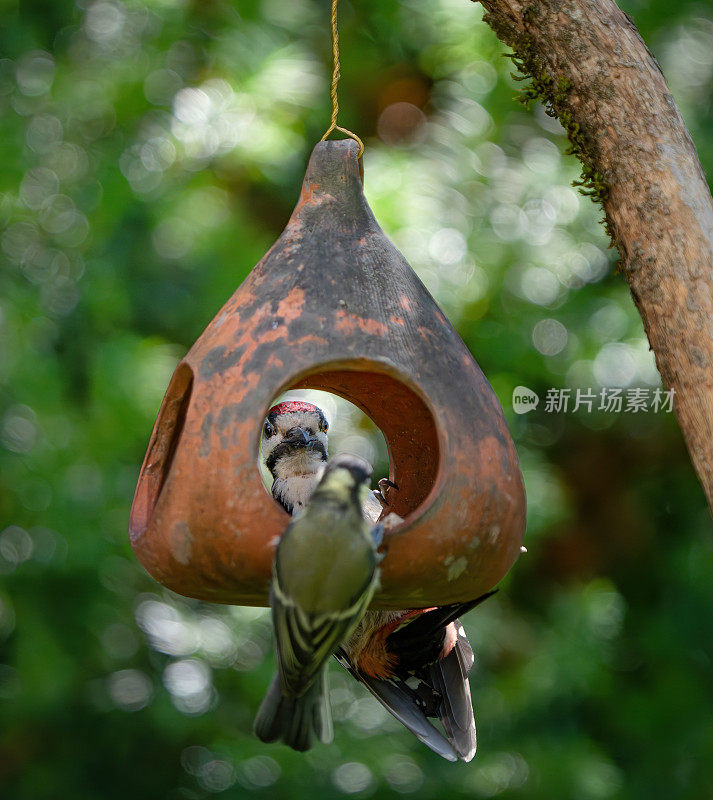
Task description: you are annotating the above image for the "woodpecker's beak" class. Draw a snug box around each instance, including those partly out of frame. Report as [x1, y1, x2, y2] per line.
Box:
[285, 426, 310, 446]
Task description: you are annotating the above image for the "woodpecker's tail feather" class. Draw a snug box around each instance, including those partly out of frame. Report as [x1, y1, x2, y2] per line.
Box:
[253, 672, 333, 751]
[428, 624, 477, 761]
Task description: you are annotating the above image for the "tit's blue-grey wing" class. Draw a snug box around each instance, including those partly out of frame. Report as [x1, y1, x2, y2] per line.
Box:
[333, 648, 459, 762]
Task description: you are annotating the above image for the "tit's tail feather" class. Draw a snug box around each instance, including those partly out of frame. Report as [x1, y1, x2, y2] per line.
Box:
[334, 649, 459, 762]
[428, 624, 477, 762]
[254, 672, 333, 752]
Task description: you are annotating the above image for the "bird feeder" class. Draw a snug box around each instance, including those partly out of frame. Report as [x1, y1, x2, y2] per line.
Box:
[129, 140, 526, 609]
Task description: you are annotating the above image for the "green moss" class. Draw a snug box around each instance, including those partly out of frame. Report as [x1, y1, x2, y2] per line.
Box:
[496, 13, 614, 242]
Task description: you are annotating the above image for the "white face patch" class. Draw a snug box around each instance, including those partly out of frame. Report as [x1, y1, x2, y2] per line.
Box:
[271, 448, 325, 480]
[260, 409, 328, 473]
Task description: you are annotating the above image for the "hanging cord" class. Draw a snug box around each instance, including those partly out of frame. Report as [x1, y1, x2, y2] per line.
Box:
[320, 0, 364, 157]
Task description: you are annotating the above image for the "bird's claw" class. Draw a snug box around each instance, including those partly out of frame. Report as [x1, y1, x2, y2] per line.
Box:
[374, 478, 399, 507]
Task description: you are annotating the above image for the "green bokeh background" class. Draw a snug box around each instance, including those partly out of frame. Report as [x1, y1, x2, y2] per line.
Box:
[1, 1, 712, 797]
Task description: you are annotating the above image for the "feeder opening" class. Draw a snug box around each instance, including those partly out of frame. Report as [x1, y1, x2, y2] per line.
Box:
[129, 362, 193, 544]
[258, 389, 389, 497]
[256, 363, 441, 523]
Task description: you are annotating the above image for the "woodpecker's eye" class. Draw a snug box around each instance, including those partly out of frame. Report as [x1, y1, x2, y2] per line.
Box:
[319, 418, 328, 433]
[263, 421, 275, 438]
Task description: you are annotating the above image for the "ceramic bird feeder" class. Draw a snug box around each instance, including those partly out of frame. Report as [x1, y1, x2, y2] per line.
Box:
[129, 140, 526, 609]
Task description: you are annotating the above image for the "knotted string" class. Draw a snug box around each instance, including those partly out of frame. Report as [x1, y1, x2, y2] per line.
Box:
[320, 0, 364, 157]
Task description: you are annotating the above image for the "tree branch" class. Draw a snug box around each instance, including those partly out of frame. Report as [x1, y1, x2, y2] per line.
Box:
[479, 0, 713, 512]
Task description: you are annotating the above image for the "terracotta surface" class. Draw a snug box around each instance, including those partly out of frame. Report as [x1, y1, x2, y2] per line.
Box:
[129, 140, 526, 608]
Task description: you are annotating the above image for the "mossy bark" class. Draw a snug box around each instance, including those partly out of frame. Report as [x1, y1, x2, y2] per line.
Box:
[479, 0, 713, 513]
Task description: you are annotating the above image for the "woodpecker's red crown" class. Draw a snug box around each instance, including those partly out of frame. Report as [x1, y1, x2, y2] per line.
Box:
[268, 401, 319, 417]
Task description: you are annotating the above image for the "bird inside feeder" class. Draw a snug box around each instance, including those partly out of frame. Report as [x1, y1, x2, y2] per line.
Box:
[129, 139, 526, 610]
[257, 390, 395, 520]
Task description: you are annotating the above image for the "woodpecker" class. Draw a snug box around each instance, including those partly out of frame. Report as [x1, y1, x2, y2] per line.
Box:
[254, 453, 382, 752]
[260, 401, 493, 761]
[260, 400, 329, 515]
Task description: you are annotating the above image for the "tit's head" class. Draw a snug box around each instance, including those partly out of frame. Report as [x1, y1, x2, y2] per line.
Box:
[317, 453, 374, 506]
[261, 401, 329, 479]
[323, 453, 373, 486]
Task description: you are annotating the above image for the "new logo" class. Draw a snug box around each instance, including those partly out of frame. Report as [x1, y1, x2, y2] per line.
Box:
[512, 386, 539, 414]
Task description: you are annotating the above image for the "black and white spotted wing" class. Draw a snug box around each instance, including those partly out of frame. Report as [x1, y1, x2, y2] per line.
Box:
[333, 591, 497, 761]
[334, 646, 461, 761]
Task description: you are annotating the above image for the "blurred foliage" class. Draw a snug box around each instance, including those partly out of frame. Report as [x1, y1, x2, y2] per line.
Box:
[1, 0, 712, 798]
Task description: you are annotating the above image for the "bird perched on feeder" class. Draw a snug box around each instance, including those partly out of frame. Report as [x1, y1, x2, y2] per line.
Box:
[254, 452, 382, 751]
[260, 401, 495, 761]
